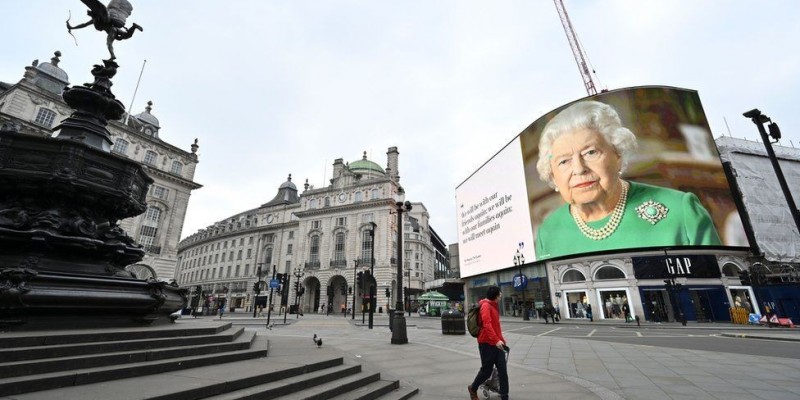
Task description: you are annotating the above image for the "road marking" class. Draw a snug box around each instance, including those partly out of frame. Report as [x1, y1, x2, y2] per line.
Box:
[587, 329, 596, 337]
[538, 327, 562, 336]
[636, 331, 643, 337]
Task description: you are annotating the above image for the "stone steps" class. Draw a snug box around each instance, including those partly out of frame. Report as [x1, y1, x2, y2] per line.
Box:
[0, 321, 417, 399]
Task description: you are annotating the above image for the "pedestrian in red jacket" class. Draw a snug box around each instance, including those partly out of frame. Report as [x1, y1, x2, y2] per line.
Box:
[468, 285, 508, 400]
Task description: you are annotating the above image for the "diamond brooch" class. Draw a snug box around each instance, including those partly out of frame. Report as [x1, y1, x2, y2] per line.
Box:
[636, 200, 668, 224]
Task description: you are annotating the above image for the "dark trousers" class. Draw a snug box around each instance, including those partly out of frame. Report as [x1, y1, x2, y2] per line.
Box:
[470, 343, 508, 399]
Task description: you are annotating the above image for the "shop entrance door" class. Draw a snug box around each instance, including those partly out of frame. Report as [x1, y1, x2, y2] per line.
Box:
[643, 290, 670, 322]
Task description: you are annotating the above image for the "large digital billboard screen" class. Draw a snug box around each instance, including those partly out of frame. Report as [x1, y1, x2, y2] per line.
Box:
[456, 86, 748, 278]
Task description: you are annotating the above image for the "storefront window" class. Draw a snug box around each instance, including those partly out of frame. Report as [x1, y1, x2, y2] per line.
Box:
[594, 266, 625, 280]
[598, 290, 630, 320]
[565, 291, 588, 318]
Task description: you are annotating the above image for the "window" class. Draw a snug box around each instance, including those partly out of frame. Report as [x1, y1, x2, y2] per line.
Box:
[34, 108, 57, 127]
[144, 206, 161, 222]
[287, 244, 293, 255]
[361, 229, 373, 262]
[312, 220, 321, 230]
[362, 213, 374, 223]
[144, 150, 157, 165]
[336, 217, 347, 227]
[249, 236, 254, 244]
[221, 253, 226, 262]
[264, 248, 273, 265]
[309, 199, 317, 209]
[247, 249, 252, 258]
[371, 189, 379, 199]
[113, 139, 129, 154]
[286, 260, 291, 269]
[214, 254, 219, 263]
[171, 161, 183, 175]
[226, 266, 231, 278]
[562, 269, 586, 282]
[334, 232, 346, 262]
[239, 238, 244, 246]
[355, 191, 362, 202]
[237, 250, 242, 260]
[324, 197, 331, 207]
[244, 265, 250, 276]
[288, 231, 294, 240]
[152, 185, 169, 200]
[309, 235, 320, 263]
[595, 266, 625, 280]
[235, 265, 240, 277]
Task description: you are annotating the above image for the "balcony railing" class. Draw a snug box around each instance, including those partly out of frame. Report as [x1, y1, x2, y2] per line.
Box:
[144, 245, 161, 255]
[329, 259, 348, 268]
[305, 261, 321, 269]
[355, 258, 375, 268]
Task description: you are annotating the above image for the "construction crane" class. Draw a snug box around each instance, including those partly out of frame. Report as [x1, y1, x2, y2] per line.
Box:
[553, 0, 599, 96]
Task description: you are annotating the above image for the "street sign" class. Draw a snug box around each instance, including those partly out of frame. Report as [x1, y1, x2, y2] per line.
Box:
[269, 279, 280, 289]
[513, 273, 528, 289]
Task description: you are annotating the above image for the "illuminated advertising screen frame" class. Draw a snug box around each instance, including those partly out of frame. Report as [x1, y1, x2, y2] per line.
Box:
[456, 86, 749, 278]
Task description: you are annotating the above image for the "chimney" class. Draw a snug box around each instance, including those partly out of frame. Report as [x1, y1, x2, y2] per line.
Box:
[386, 146, 399, 182]
[332, 158, 344, 181]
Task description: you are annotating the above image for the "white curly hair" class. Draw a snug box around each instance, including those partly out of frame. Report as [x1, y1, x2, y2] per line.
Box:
[535, 100, 638, 188]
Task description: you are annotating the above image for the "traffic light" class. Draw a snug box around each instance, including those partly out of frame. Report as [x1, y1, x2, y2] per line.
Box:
[294, 280, 300, 292]
[385, 287, 391, 298]
[356, 271, 363, 289]
[739, 270, 751, 286]
[340, 282, 346, 295]
[276, 273, 284, 282]
[363, 270, 371, 285]
[298, 286, 305, 296]
[253, 282, 260, 294]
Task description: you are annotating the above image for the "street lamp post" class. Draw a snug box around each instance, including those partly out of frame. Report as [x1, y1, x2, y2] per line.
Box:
[513, 250, 529, 321]
[368, 222, 376, 329]
[743, 109, 800, 236]
[252, 263, 263, 318]
[352, 260, 358, 320]
[294, 267, 305, 319]
[266, 265, 276, 325]
[392, 187, 411, 345]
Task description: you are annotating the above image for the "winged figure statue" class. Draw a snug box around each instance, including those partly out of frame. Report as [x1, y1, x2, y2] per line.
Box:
[67, 0, 143, 60]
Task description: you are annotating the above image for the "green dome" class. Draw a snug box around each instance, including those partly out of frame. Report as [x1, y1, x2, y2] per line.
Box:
[350, 152, 385, 175]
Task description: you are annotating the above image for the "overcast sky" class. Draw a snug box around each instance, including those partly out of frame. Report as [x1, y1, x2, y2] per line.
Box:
[2, 1, 799, 245]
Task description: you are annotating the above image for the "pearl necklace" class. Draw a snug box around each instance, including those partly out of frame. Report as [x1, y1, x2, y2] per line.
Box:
[570, 180, 629, 241]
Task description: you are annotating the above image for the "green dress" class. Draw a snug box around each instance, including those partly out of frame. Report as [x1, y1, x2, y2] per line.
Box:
[534, 182, 721, 260]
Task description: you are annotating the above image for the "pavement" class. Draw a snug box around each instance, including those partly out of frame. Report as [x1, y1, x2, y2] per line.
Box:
[203, 311, 800, 400]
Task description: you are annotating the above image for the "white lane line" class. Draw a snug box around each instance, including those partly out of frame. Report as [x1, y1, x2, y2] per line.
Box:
[538, 327, 562, 336]
[587, 329, 597, 337]
[636, 331, 643, 337]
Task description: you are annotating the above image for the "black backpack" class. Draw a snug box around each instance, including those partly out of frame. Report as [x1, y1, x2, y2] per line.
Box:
[467, 304, 483, 337]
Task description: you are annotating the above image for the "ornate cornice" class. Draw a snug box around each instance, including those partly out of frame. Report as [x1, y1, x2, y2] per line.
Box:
[294, 198, 394, 218]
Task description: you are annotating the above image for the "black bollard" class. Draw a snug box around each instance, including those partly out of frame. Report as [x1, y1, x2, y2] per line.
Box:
[635, 315, 640, 327]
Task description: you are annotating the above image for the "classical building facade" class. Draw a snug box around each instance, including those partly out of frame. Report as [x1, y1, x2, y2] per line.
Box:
[176, 148, 442, 314]
[0, 51, 202, 281]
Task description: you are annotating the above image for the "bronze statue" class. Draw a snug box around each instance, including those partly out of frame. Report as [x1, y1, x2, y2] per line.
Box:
[67, 0, 143, 60]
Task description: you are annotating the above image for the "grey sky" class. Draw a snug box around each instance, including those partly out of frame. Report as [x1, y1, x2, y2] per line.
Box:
[2, 1, 798, 245]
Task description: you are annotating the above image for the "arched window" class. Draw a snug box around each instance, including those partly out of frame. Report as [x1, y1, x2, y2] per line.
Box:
[334, 232, 346, 263]
[139, 206, 161, 251]
[361, 229, 373, 262]
[171, 161, 183, 175]
[721, 263, 741, 277]
[371, 189, 379, 199]
[355, 191, 363, 202]
[324, 197, 331, 207]
[309, 199, 317, 209]
[264, 247, 273, 265]
[594, 266, 626, 280]
[309, 235, 320, 264]
[562, 269, 586, 282]
[144, 150, 157, 165]
[113, 138, 129, 154]
[34, 107, 57, 127]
